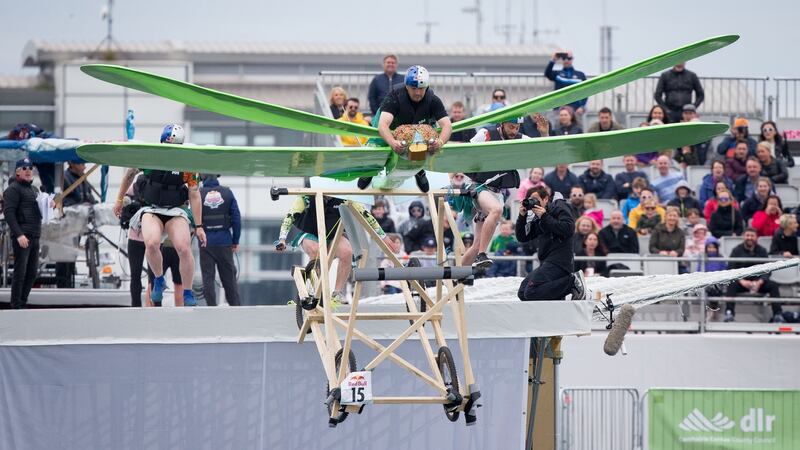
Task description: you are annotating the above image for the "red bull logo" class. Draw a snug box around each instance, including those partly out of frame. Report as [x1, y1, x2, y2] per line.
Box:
[348, 375, 368, 387]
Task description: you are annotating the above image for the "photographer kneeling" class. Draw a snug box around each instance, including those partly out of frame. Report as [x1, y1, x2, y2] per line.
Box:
[516, 187, 589, 301]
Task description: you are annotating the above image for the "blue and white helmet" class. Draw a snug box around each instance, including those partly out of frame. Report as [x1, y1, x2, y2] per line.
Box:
[405, 65, 430, 88]
[160, 124, 185, 144]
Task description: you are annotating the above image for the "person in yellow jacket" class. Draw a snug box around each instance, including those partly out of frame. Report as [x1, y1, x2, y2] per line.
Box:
[338, 97, 369, 146]
[627, 187, 666, 230]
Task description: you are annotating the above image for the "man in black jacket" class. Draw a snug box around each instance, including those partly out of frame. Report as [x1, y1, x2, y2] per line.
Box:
[723, 228, 783, 323]
[367, 54, 403, 115]
[599, 210, 639, 254]
[62, 161, 97, 207]
[654, 63, 704, 123]
[516, 187, 587, 300]
[3, 158, 42, 308]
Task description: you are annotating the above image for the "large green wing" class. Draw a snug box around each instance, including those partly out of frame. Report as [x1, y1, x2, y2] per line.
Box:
[78, 122, 725, 178]
[452, 34, 739, 131]
[79, 64, 381, 138]
[422, 122, 728, 172]
[77, 143, 390, 179]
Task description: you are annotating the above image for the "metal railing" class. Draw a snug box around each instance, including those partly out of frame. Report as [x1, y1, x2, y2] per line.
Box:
[560, 388, 640, 450]
[774, 77, 800, 119]
[318, 71, 771, 124]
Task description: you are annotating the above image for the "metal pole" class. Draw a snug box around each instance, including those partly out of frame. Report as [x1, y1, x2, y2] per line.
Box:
[526, 337, 547, 450]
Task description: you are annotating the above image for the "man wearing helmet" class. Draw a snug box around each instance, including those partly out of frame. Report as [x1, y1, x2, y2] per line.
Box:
[113, 124, 207, 306]
[458, 111, 549, 269]
[358, 65, 452, 193]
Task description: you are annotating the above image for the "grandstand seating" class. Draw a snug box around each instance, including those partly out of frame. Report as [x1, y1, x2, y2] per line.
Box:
[643, 255, 679, 275]
[686, 166, 708, 192]
[637, 235, 651, 255]
[719, 236, 744, 256]
[775, 185, 800, 208]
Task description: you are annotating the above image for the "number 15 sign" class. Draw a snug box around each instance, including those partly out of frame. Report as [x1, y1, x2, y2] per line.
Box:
[340, 371, 373, 405]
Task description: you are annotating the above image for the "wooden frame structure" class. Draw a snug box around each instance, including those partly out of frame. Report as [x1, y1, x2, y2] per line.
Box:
[279, 187, 481, 427]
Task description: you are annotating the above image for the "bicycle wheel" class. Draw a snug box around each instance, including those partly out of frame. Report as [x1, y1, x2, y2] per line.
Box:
[326, 348, 357, 424]
[85, 236, 100, 289]
[437, 346, 462, 422]
[295, 260, 321, 333]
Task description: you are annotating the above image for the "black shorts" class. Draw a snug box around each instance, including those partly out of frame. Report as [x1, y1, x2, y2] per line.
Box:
[147, 245, 182, 285]
[144, 211, 184, 226]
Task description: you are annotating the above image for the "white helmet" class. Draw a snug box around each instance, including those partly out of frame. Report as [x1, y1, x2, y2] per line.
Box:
[160, 124, 185, 144]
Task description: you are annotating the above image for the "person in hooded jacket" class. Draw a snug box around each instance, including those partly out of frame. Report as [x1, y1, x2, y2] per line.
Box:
[398, 200, 427, 253]
[666, 180, 701, 217]
[198, 174, 241, 306]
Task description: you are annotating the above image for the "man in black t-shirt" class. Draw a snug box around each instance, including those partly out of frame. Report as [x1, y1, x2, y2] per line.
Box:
[358, 65, 452, 193]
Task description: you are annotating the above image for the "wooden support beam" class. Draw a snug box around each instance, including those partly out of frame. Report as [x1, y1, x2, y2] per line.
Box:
[372, 396, 449, 404]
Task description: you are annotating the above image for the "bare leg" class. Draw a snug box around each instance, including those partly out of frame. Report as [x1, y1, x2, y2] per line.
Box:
[462, 191, 503, 264]
[462, 221, 484, 265]
[301, 238, 320, 261]
[165, 217, 194, 289]
[173, 283, 184, 307]
[142, 214, 165, 277]
[334, 238, 353, 292]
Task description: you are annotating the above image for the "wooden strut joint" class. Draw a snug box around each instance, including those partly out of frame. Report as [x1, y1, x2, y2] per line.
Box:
[344, 202, 444, 387]
[328, 313, 445, 394]
[337, 248, 368, 385]
[365, 284, 464, 372]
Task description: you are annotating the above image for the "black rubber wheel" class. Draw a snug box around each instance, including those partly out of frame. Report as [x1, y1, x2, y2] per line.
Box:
[85, 236, 100, 289]
[295, 260, 322, 333]
[437, 346, 461, 422]
[326, 348, 357, 424]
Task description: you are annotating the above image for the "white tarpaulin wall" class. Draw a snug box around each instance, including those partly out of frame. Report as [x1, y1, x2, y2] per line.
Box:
[0, 303, 593, 450]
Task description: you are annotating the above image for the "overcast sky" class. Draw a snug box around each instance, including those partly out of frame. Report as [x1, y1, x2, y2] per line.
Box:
[3, 0, 797, 79]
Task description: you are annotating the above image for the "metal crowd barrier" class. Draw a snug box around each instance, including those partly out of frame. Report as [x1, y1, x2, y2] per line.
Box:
[559, 388, 640, 450]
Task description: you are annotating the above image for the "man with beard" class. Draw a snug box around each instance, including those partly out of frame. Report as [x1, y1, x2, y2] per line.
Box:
[722, 228, 783, 323]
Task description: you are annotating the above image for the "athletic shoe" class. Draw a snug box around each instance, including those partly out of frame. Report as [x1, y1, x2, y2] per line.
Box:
[357, 177, 372, 190]
[571, 271, 588, 301]
[771, 313, 785, 324]
[472, 252, 493, 269]
[151, 275, 166, 302]
[331, 290, 347, 306]
[414, 170, 430, 193]
[183, 289, 197, 307]
[723, 310, 735, 322]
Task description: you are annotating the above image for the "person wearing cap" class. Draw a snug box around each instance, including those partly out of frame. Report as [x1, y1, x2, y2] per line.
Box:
[198, 174, 241, 306]
[3, 158, 42, 308]
[654, 63, 704, 123]
[358, 64, 451, 193]
[461, 108, 542, 271]
[112, 124, 207, 307]
[62, 161, 97, 207]
[666, 180, 701, 217]
[674, 104, 712, 166]
[716, 117, 757, 158]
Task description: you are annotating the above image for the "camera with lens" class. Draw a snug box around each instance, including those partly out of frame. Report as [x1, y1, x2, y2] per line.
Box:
[736, 126, 749, 136]
[522, 197, 540, 209]
[555, 52, 568, 60]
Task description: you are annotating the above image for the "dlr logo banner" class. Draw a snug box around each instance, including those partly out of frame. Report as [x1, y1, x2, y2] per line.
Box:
[740, 408, 776, 433]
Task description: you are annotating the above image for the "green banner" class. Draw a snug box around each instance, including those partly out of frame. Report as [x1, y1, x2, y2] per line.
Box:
[649, 389, 800, 449]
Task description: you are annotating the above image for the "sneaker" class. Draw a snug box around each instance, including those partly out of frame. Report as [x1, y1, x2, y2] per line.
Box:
[771, 313, 785, 324]
[571, 271, 588, 300]
[472, 252, 493, 269]
[183, 289, 197, 307]
[331, 290, 347, 306]
[414, 170, 430, 193]
[357, 177, 372, 190]
[723, 310, 735, 322]
[151, 275, 166, 302]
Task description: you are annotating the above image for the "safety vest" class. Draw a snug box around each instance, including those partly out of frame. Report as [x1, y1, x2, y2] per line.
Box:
[465, 127, 522, 189]
[140, 170, 189, 208]
[389, 88, 437, 130]
[200, 185, 233, 231]
[296, 196, 344, 238]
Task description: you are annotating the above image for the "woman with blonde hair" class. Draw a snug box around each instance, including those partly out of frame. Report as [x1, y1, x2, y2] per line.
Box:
[329, 86, 347, 119]
[573, 215, 599, 253]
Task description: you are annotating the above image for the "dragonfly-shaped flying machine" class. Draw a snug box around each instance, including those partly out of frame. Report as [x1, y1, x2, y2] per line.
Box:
[75, 35, 747, 428]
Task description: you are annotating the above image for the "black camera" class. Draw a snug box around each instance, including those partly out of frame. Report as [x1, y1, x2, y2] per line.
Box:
[736, 126, 749, 136]
[522, 197, 540, 209]
[555, 52, 568, 60]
